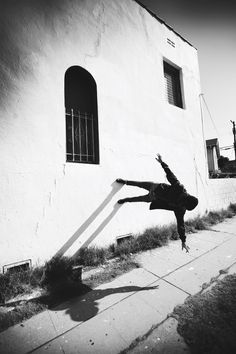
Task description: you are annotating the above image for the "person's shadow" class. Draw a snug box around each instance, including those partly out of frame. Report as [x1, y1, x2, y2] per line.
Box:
[52, 284, 159, 323]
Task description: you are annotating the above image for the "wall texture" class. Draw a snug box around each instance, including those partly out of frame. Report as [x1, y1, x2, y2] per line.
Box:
[207, 179, 236, 211]
[0, 0, 233, 270]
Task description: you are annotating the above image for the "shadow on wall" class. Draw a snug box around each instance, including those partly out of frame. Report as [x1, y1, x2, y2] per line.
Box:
[55, 181, 123, 257]
[0, 0, 82, 107]
[52, 284, 159, 323]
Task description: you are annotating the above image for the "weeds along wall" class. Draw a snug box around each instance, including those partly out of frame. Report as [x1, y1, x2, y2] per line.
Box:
[0, 0, 223, 270]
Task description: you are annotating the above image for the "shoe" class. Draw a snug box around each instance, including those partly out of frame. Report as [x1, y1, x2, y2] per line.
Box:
[116, 178, 126, 184]
[117, 199, 126, 204]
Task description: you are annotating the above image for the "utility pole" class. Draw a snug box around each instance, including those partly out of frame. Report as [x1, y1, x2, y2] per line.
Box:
[230, 120, 236, 160]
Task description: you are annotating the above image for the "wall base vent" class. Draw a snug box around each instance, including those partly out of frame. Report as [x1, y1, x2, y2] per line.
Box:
[116, 234, 133, 245]
[3, 259, 32, 274]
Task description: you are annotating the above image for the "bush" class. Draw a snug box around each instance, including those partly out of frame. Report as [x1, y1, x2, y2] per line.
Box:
[0, 267, 44, 303]
[40, 256, 74, 288]
[207, 211, 225, 225]
[168, 224, 180, 240]
[112, 239, 136, 257]
[0, 274, 9, 303]
[75, 246, 110, 266]
[229, 203, 236, 214]
[186, 216, 209, 231]
[29, 266, 44, 287]
[111, 225, 173, 257]
[138, 226, 170, 249]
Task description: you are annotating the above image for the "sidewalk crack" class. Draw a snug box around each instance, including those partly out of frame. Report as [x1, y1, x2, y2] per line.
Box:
[210, 228, 236, 236]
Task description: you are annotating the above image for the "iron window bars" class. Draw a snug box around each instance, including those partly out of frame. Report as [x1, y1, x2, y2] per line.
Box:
[66, 108, 96, 163]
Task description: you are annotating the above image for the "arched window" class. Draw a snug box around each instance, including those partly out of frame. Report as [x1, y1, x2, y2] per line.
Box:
[65, 66, 99, 163]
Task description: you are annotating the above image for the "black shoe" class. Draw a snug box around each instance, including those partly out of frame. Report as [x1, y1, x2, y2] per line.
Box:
[116, 178, 126, 184]
[117, 199, 127, 204]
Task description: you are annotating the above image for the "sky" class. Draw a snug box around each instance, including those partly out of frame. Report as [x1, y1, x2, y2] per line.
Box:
[139, 0, 236, 159]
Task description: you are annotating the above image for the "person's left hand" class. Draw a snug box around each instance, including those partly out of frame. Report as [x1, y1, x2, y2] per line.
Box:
[182, 242, 190, 253]
[155, 154, 162, 164]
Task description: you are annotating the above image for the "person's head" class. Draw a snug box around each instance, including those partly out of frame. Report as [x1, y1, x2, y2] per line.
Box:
[183, 194, 199, 211]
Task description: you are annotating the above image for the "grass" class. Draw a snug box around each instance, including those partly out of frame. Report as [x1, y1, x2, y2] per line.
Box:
[0, 302, 46, 333]
[75, 246, 110, 267]
[173, 274, 236, 354]
[1, 203, 236, 303]
[0, 266, 44, 304]
[83, 255, 140, 288]
[110, 203, 236, 257]
[1, 203, 236, 333]
[0, 255, 139, 333]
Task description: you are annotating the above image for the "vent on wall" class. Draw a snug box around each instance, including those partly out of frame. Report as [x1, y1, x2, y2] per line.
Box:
[116, 234, 134, 245]
[3, 259, 31, 274]
[167, 38, 175, 47]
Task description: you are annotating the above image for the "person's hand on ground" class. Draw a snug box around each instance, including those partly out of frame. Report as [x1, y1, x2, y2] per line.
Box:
[182, 242, 190, 253]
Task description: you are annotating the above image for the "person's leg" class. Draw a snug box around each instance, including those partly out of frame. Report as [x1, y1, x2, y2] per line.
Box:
[116, 179, 154, 192]
[118, 194, 151, 204]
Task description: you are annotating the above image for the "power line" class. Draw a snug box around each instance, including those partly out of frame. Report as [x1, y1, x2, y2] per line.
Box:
[200, 93, 220, 138]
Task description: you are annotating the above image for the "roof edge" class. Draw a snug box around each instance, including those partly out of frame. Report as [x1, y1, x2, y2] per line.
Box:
[133, 0, 197, 50]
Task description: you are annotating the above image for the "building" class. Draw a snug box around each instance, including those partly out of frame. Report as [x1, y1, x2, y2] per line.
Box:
[1, 0, 236, 272]
[206, 138, 220, 174]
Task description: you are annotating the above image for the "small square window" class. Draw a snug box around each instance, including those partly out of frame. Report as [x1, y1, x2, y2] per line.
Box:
[163, 61, 183, 108]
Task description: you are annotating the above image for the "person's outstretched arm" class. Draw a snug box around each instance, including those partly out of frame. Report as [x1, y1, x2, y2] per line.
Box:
[174, 211, 190, 253]
[155, 154, 181, 186]
[156, 154, 189, 252]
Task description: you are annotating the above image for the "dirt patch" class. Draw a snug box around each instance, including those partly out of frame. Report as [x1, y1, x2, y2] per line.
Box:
[173, 274, 236, 354]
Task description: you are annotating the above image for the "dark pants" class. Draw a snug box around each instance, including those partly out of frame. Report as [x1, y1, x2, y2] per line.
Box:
[122, 180, 156, 203]
[122, 180, 173, 210]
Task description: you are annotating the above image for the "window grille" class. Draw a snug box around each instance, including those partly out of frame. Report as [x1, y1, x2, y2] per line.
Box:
[163, 61, 183, 108]
[66, 109, 96, 163]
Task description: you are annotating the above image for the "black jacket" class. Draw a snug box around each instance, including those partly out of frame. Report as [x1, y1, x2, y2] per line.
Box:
[149, 162, 187, 242]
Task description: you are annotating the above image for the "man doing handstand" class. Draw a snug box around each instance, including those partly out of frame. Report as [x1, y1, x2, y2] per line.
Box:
[116, 154, 198, 252]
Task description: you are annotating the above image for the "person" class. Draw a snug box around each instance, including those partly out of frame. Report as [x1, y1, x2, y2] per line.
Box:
[116, 154, 198, 252]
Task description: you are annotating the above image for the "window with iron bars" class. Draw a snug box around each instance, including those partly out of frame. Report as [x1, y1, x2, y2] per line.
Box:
[66, 109, 96, 163]
[163, 61, 183, 108]
[65, 66, 99, 164]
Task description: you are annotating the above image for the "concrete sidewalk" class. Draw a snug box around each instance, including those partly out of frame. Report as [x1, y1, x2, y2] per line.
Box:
[1, 218, 236, 354]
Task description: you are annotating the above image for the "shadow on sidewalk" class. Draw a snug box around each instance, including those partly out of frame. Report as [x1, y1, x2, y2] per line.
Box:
[52, 284, 158, 322]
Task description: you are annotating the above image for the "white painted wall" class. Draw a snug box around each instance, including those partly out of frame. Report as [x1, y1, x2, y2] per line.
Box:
[207, 179, 236, 211]
[0, 0, 232, 270]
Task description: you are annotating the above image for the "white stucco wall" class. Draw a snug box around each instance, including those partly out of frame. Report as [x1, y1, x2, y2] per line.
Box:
[1, 0, 232, 270]
[207, 179, 236, 211]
